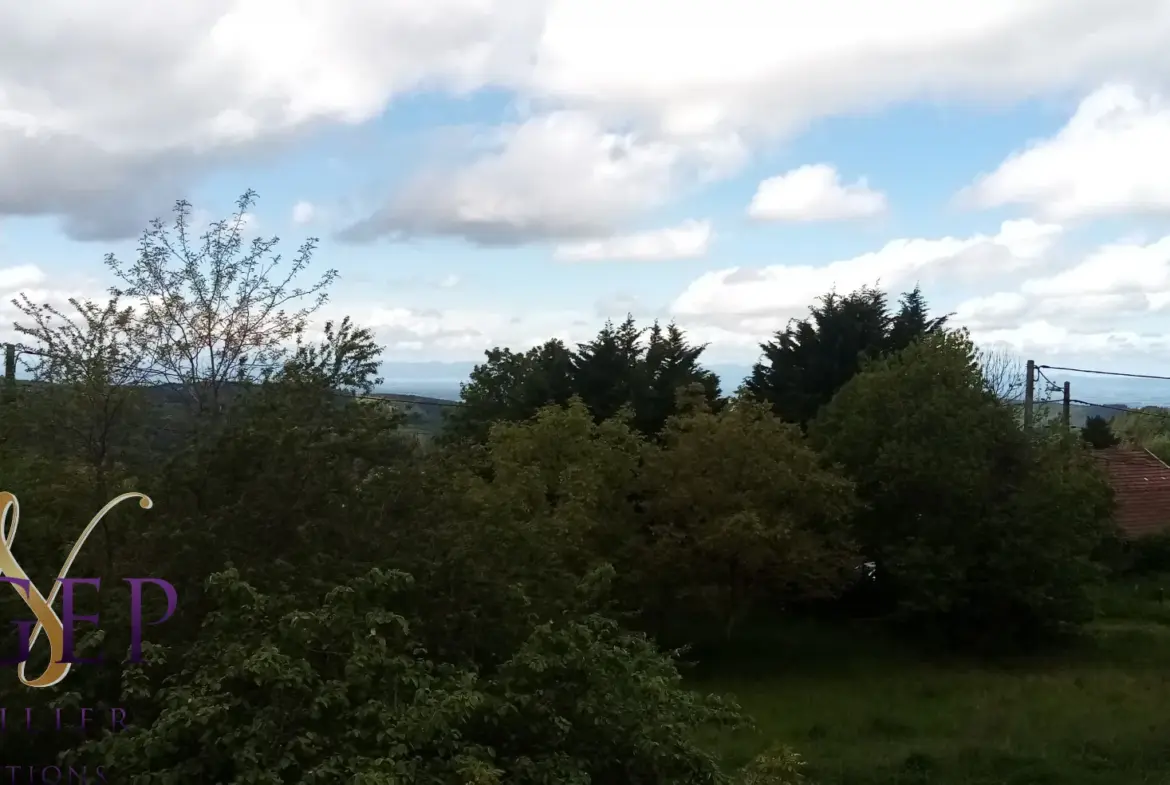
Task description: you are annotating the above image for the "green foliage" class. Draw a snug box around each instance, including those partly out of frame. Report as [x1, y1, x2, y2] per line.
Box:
[744, 286, 948, 428]
[72, 568, 740, 785]
[277, 316, 384, 394]
[1, 214, 1131, 783]
[1104, 407, 1170, 463]
[738, 745, 809, 785]
[340, 399, 646, 666]
[635, 399, 859, 636]
[1110, 406, 1170, 446]
[810, 330, 1114, 644]
[445, 341, 577, 443]
[1148, 434, 1170, 464]
[448, 317, 720, 441]
[105, 189, 337, 417]
[1081, 414, 1121, 448]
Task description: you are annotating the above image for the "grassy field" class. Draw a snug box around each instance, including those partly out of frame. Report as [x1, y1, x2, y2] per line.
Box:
[694, 574, 1170, 784]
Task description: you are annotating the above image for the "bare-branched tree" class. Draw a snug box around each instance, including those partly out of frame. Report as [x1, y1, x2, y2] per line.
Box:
[11, 294, 153, 494]
[976, 344, 1027, 403]
[104, 189, 337, 416]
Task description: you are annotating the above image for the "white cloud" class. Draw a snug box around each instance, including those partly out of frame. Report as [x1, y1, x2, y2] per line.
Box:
[670, 219, 1062, 320]
[345, 0, 1170, 245]
[946, 232, 1170, 372]
[438, 273, 461, 288]
[292, 201, 316, 224]
[965, 322, 1170, 363]
[304, 227, 1170, 367]
[0, 0, 547, 238]
[345, 304, 599, 360]
[963, 85, 1170, 220]
[339, 111, 694, 244]
[955, 234, 1170, 337]
[554, 220, 712, 261]
[1022, 235, 1170, 298]
[0, 267, 107, 343]
[0, 265, 46, 291]
[954, 292, 1029, 328]
[529, 1, 1170, 142]
[748, 165, 886, 222]
[5, 0, 1167, 239]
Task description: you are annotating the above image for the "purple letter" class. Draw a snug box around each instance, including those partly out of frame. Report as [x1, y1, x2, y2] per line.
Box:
[0, 577, 33, 665]
[58, 578, 102, 665]
[124, 578, 177, 661]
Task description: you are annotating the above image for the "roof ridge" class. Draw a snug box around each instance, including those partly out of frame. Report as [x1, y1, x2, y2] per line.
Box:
[1140, 447, 1170, 470]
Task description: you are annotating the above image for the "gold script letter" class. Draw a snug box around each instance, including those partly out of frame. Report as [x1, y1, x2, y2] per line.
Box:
[0, 491, 152, 688]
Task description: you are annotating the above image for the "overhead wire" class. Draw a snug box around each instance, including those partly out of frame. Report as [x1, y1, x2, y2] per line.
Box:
[1027, 359, 1170, 424]
[1033, 366, 1065, 404]
[1036, 364, 1170, 382]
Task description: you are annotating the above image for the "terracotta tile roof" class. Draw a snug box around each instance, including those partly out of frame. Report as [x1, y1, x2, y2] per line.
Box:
[1092, 447, 1170, 538]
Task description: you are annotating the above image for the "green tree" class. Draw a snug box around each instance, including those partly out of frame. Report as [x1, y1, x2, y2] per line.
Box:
[1081, 414, 1121, 449]
[450, 317, 719, 441]
[745, 285, 948, 427]
[887, 285, 950, 353]
[9, 294, 152, 495]
[387, 399, 643, 663]
[572, 316, 647, 421]
[277, 315, 383, 394]
[635, 397, 858, 637]
[1109, 407, 1170, 463]
[72, 568, 742, 784]
[105, 190, 337, 417]
[636, 322, 722, 436]
[810, 330, 1113, 646]
[445, 340, 576, 443]
[147, 325, 404, 601]
[0, 190, 817, 784]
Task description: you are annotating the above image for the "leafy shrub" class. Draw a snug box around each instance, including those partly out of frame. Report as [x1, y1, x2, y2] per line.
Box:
[635, 399, 859, 637]
[739, 744, 810, 785]
[72, 568, 744, 784]
[811, 331, 1114, 647]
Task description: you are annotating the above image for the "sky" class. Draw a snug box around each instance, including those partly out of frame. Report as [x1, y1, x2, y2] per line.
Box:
[2, 0, 1170, 395]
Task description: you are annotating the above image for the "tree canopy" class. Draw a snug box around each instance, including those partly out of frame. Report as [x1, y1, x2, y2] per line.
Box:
[744, 285, 949, 427]
[0, 194, 1127, 783]
[447, 316, 721, 441]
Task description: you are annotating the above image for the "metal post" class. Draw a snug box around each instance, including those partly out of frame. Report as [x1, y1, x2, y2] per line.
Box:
[1062, 381, 1071, 428]
[1023, 359, 1035, 428]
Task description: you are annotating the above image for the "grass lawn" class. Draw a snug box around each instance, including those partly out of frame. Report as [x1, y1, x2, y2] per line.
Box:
[692, 574, 1170, 784]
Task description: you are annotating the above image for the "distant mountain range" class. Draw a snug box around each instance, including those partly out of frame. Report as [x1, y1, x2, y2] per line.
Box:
[376, 361, 1170, 409]
[376, 362, 762, 402]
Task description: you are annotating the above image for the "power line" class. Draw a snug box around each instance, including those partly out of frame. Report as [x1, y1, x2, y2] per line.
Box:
[1037, 364, 1170, 382]
[1034, 367, 1063, 398]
